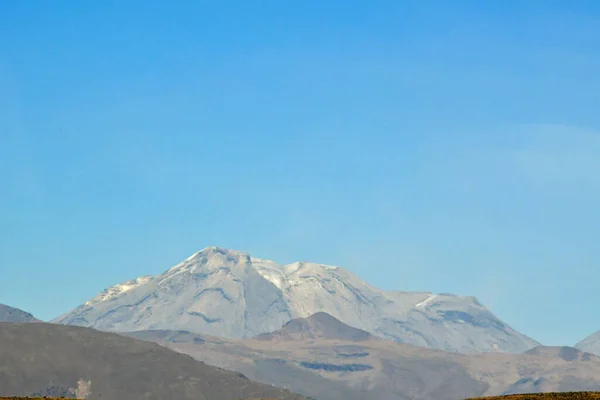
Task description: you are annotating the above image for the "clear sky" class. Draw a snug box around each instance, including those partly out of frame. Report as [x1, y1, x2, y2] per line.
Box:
[1, 1, 599, 346]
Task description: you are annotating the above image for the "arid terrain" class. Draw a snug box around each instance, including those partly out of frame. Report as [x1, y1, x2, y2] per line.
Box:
[123, 313, 600, 400]
[0, 322, 305, 400]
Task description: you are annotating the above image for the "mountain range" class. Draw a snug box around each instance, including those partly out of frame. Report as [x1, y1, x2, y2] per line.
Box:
[2, 286, 600, 400]
[4, 245, 600, 399]
[53, 246, 539, 353]
[121, 312, 600, 400]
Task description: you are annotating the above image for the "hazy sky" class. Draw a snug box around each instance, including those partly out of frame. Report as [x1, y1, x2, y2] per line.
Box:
[1, 1, 599, 346]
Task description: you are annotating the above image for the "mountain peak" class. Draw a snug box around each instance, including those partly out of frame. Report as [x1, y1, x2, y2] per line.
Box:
[161, 246, 253, 278]
[184, 246, 252, 262]
[199, 246, 249, 256]
[253, 312, 373, 342]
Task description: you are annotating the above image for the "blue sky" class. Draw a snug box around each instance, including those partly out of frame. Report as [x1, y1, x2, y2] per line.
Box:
[1, 1, 599, 346]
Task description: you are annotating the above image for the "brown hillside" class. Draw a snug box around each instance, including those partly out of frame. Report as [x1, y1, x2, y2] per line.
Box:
[0, 322, 304, 400]
[467, 392, 600, 399]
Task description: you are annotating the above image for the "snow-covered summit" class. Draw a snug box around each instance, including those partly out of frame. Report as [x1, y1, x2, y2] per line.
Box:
[52, 246, 539, 353]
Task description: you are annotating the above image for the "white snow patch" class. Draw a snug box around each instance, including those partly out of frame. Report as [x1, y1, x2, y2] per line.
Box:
[283, 262, 304, 276]
[85, 276, 153, 305]
[251, 257, 287, 289]
[283, 261, 339, 276]
[416, 294, 437, 308]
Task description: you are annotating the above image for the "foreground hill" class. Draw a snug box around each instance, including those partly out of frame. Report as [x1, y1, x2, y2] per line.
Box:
[124, 313, 600, 400]
[0, 304, 40, 322]
[53, 246, 539, 353]
[0, 322, 304, 400]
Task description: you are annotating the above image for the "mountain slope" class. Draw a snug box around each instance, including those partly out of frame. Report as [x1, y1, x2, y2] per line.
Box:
[575, 331, 600, 356]
[123, 314, 600, 400]
[0, 322, 304, 400]
[254, 312, 373, 342]
[0, 304, 40, 322]
[53, 246, 539, 353]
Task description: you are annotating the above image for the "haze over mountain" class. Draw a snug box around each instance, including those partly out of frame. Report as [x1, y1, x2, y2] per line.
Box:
[575, 331, 600, 356]
[0, 304, 40, 323]
[0, 321, 304, 400]
[53, 246, 539, 353]
[123, 313, 600, 400]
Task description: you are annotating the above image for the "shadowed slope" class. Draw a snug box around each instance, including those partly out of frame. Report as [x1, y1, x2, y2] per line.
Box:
[0, 322, 304, 400]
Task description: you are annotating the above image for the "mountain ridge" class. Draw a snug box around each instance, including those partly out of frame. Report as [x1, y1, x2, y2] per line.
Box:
[575, 331, 600, 356]
[53, 246, 539, 353]
[123, 313, 600, 400]
[0, 304, 41, 323]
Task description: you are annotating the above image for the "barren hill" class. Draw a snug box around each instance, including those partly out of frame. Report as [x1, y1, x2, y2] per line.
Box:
[124, 313, 600, 400]
[0, 322, 304, 400]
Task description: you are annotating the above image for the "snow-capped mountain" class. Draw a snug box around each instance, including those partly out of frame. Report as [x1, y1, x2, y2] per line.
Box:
[575, 331, 600, 356]
[53, 246, 539, 353]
